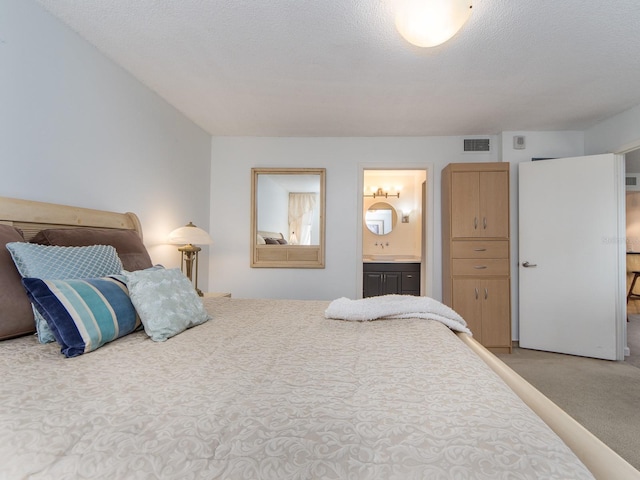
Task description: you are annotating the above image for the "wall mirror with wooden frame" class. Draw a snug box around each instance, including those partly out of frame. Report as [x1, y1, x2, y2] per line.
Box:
[251, 168, 326, 268]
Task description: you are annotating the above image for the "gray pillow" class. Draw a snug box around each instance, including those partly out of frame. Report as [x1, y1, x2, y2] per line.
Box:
[123, 267, 210, 342]
[31, 227, 152, 272]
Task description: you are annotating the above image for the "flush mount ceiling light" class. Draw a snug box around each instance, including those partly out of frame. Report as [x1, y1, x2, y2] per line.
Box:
[395, 0, 473, 48]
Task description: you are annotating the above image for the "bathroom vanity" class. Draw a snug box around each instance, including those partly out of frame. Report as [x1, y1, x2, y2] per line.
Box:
[363, 257, 421, 298]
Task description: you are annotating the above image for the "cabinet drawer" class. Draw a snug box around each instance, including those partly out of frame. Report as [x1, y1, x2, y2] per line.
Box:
[452, 240, 509, 259]
[402, 271, 420, 291]
[452, 259, 509, 276]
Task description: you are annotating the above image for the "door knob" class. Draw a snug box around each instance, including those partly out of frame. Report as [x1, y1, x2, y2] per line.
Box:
[522, 261, 537, 268]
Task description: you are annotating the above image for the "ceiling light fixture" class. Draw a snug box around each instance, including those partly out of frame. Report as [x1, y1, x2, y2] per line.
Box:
[395, 0, 473, 48]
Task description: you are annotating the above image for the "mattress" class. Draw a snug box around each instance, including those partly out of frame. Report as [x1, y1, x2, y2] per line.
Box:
[0, 297, 594, 479]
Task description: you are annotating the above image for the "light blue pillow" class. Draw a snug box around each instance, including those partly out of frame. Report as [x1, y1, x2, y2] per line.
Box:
[123, 267, 210, 342]
[6, 242, 124, 343]
[22, 276, 140, 358]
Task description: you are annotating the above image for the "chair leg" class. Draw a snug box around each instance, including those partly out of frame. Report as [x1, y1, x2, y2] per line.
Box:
[628, 272, 640, 303]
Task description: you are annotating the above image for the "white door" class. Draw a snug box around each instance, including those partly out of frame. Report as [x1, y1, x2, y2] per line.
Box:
[519, 154, 626, 360]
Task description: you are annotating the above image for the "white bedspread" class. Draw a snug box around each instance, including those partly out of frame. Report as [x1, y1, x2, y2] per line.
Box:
[0, 298, 593, 479]
[325, 294, 472, 335]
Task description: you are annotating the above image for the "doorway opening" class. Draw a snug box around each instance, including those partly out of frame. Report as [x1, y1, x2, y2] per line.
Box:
[361, 169, 427, 297]
[624, 148, 640, 365]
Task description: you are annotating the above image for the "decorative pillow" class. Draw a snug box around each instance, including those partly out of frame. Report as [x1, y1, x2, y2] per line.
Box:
[0, 226, 34, 340]
[6, 242, 124, 343]
[256, 234, 266, 245]
[276, 238, 288, 244]
[31, 228, 152, 272]
[264, 237, 280, 244]
[123, 267, 210, 342]
[22, 276, 140, 358]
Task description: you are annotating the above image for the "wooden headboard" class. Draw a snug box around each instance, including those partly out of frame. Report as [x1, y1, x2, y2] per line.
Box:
[0, 196, 143, 241]
[257, 230, 285, 240]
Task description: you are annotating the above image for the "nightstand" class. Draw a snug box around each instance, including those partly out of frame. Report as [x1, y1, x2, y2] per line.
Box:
[202, 292, 231, 298]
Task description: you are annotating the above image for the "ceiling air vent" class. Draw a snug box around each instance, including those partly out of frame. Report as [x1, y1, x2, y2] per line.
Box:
[464, 138, 490, 152]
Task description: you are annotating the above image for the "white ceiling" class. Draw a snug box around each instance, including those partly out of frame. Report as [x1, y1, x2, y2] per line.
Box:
[36, 0, 640, 137]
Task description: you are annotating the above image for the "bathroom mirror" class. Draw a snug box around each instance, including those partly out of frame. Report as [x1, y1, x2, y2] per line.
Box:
[251, 167, 326, 268]
[365, 202, 397, 235]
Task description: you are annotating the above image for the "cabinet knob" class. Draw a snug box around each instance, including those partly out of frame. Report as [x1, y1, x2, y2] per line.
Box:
[483, 217, 487, 229]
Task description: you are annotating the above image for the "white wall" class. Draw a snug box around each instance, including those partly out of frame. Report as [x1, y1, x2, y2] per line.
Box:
[210, 136, 498, 300]
[627, 149, 640, 173]
[585, 104, 640, 155]
[1, 0, 212, 288]
[210, 132, 588, 333]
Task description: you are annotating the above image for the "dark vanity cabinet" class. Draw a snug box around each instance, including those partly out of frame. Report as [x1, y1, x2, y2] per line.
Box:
[363, 262, 420, 298]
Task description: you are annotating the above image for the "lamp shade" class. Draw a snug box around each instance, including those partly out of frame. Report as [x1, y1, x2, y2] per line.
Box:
[168, 222, 213, 245]
[395, 0, 473, 48]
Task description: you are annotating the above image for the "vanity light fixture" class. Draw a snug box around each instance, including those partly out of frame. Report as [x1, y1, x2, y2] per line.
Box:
[395, 0, 473, 48]
[168, 222, 213, 296]
[364, 187, 400, 199]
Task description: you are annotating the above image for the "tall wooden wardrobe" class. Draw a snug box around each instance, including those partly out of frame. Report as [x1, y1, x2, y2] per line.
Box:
[441, 162, 511, 353]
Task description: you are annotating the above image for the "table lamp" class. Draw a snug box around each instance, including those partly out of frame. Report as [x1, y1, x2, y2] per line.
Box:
[168, 222, 213, 296]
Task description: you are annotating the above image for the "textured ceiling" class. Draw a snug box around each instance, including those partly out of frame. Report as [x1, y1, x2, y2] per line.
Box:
[35, 0, 640, 137]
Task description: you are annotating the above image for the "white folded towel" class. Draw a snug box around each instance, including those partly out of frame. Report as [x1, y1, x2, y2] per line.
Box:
[325, 294, 471, 335]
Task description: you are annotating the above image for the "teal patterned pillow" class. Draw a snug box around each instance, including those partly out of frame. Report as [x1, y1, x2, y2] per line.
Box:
[123, 267, 210, 342]
[5, 242, 124, 343]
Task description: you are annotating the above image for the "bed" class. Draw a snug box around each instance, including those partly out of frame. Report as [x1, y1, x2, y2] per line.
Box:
[1, 196, 638, 479]
[257, 230, 288, 245]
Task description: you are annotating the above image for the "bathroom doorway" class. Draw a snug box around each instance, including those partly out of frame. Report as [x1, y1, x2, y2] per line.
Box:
[361, 169, 428, 297]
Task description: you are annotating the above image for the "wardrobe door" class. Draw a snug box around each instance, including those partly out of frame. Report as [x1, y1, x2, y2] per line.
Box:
[479, 171, 509, 238]
[450, 171, 480, 238]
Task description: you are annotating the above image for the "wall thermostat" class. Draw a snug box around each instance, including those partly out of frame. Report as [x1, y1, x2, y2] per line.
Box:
[513, 135, 526, 150]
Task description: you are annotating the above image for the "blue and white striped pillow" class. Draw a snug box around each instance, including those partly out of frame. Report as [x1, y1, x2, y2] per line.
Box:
[22, 276, 140, 357]
[6, 243, 124, 343]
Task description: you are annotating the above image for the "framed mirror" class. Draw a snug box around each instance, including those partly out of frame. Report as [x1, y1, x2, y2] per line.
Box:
[251, 168, 326, 268]
[365, 202, 397, 235]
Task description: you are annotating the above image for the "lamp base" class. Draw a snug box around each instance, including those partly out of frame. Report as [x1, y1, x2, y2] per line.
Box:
[178, 244, 203, 295]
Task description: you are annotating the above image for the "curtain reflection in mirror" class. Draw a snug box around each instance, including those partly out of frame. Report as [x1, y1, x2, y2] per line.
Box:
[289, 193, 317, 245]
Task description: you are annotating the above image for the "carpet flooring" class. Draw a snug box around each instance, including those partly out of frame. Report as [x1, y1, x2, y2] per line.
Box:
[626, 313, 640, 368]
[496, 316, 640, 471]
